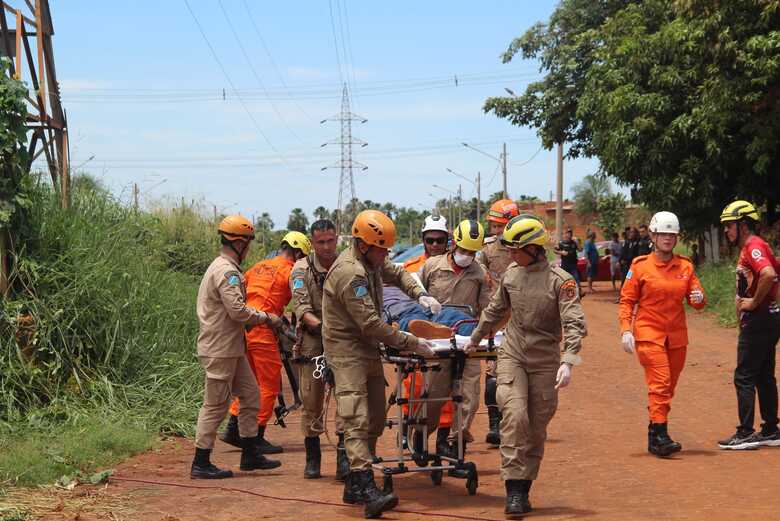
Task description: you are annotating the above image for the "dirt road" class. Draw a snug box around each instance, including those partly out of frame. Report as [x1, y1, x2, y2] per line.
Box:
[97, 284, 780, 519]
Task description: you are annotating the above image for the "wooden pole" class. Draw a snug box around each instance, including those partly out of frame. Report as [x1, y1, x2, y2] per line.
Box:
[556, 142, 564, 242]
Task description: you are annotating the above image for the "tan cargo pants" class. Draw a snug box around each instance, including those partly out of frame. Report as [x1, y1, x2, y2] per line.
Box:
[195, 355, 260, 449]
[330, 356, 386, 470]
[496, 365, 558, 481]
[299, 359, 344, 437]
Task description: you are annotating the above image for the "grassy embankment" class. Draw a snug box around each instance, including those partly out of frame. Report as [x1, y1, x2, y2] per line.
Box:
[0, 177, 265, 490]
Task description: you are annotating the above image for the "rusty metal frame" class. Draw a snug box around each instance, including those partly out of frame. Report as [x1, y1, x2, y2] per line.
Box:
[1, 0, 69, 208]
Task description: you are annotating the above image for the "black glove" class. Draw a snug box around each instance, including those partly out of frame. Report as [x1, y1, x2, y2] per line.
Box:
[323, 366, 335, 387]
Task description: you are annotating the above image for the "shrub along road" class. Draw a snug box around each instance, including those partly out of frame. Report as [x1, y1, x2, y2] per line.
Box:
[44, 284, 780, 520]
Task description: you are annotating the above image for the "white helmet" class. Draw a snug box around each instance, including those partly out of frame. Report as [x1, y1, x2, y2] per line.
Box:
[421, 215, 448, 234]
[649, 211, 680, 234]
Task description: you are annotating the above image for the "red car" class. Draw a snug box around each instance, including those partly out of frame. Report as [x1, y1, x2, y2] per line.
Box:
[553, 241, 613, 282]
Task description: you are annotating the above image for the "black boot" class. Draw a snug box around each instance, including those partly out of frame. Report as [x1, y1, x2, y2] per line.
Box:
[486, 406, 502, 446]
[505, 479, 525, 517]
[256, 425, 283, 454]
[240, 436, 282, 471]
[219, 414, 242, 449]
[485, 375, 501, 446]
[648, 423, 680, 457]
[520, 479, 533, 513]
[412, 430, 428, 466]
[435, 427, 451, 457]
[447, 439, 469, 478]
[304, 436, 322, 479]
[191, 448, 233, 479]
[357, 469, 399, 519]
[336, 432, 350, 482]
[342, 470, 361, 504]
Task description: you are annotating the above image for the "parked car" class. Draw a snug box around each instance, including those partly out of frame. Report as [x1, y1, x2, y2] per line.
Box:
[553, 240, 612, 281]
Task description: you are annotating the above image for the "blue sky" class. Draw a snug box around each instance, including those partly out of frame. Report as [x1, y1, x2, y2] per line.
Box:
[41, 0, 600, 226]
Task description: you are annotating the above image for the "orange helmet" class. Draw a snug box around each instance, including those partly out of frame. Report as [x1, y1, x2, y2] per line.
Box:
[487, 199, 519, 224]
[218, 215, 255, 241]
[352, 210, 396, 249]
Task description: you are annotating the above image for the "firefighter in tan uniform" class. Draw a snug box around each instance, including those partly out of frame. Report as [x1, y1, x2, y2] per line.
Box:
[476, 199, 520, 446]
[191, 215, 283, 479]
[322, 210, 438, 519]
[419, 219, 491, 452]
[467, 215, 586, 517]
[289, 219, 349, 480]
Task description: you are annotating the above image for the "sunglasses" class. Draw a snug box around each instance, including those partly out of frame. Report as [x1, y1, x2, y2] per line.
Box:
[424, 237, 448, 245]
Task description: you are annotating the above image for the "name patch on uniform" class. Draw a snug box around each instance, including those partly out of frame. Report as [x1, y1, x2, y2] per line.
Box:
[292, 277, 304, 290]
[561, 279, 578, 300]
[225, 271, 241, 286]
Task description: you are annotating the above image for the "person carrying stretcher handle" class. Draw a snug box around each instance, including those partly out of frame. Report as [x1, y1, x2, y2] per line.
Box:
[464, 214, 586, 519]
[321, 209, 437, 519]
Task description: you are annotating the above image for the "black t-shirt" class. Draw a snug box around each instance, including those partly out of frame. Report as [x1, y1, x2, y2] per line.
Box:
[558, 239, 579, 267]
[638, 236, 652, 255]
[621, 239, 639, 265]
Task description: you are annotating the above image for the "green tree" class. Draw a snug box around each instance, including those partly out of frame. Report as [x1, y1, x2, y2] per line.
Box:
[572, 174, 612, 218]
[313, 206, 330, 222]
[287, 208, 309, 233]
[594, 193, 628, 237]
[485, 0, 780, 233]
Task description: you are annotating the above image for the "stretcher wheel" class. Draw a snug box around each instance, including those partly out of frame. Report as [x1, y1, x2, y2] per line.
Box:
[464, 463, 478, 495]
[431, 469, 443, 486]
[382, 474, 394, 494]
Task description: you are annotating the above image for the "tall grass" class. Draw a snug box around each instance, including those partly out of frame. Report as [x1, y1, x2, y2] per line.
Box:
[0, 177, 222, 485]
[697, 261, 738, 327]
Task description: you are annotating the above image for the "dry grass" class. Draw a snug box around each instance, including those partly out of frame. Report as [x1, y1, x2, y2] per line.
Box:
[0, 485, 134, 521]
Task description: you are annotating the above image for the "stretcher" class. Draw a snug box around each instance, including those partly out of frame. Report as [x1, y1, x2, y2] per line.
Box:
[373, 317, 504, 496]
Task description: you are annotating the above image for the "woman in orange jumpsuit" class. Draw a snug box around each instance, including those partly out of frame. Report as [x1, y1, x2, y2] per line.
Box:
[618, 211, 706, 457]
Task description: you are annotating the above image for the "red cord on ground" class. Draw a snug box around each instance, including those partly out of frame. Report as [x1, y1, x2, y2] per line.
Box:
[110, 476, 504, 521]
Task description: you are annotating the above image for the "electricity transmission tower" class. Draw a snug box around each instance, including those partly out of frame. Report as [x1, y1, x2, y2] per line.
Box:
[321, 84, 367, 235]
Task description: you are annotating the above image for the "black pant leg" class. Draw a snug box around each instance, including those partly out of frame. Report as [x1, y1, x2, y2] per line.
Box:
[735, 328, 761, 433]
[757, 323, 780, 432]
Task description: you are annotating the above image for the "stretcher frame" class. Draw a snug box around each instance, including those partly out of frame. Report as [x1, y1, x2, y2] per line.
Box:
[374, 318, 500, 496]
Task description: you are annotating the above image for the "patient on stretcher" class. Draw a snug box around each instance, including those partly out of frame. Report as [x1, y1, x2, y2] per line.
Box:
[383, 285, 477, 336]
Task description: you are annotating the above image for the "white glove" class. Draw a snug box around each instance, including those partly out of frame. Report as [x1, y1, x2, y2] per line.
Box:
[555, 363, 572, 390]
[689, 289, 704, 305]
[621, 331, 635, 355]
[464, 340, 479, 354]
[418, 295, 442, 314]
[414, 338, 436, 358]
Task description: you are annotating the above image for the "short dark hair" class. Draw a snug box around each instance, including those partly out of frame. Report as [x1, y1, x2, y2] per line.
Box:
[639, 224, 648, 230]
[310, 219, 336, 235]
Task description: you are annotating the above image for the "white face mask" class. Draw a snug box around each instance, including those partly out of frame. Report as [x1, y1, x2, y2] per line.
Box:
[453, 252, 474, 268]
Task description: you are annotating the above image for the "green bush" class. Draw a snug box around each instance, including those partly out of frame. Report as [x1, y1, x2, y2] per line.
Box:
[697, 261, 738, 327]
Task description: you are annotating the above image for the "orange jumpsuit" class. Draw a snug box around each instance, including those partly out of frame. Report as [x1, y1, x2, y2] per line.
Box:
[619, 253, 706, 423]
[229, 255, 294, 426]
[401, 253, 454, 428]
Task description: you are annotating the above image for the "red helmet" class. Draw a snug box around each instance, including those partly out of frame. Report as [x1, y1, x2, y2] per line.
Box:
[486, 199, 519, 224]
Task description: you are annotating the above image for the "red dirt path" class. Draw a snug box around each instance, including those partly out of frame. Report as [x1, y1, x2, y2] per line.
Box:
[92, 284, 780, 519]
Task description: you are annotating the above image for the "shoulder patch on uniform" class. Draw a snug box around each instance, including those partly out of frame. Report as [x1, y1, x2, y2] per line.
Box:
[351, 277, 369, 298]
[560, 279, 578, 300]
[625, 269, 633, 280]
[224, 271, 241, 286]
[292, 277, 305, 290]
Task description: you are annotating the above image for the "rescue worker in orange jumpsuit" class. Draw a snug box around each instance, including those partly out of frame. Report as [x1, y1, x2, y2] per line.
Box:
[400, 215, 455, 457]
[220, 231, 312, 454]
[476, 198, 520, 446]
[618, 211, 706, 457]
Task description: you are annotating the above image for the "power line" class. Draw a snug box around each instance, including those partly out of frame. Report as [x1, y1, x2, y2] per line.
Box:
[217, 0, 304, 144]
[182, 0, 294, 170]
[327, 0, 345, 86]
[240, 0, 315, 123]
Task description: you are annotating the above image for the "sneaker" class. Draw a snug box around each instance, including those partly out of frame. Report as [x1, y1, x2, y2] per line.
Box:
[717, 431, 760, 450]
[749, 429, 780, 447]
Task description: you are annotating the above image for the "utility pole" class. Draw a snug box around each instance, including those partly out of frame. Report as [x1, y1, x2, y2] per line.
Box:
[556, 143, 564, 242]
[213, 205, 218, 222]
[133, 183, 139, 211]
[321, 84, 368, 236]
[476, 171, 482, 222]
[502, 142, 508, 199]
[457, 185, 463, 222]
[448, 195, 453, 226]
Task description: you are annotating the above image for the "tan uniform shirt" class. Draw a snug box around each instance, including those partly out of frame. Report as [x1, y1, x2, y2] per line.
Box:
[322, 245, 426, 360]
[477, 235, 514, 290]
[290, 253, 328, 357]
[419, 253, 492, 317]
[471, 258, 587, 372]
[196, 253, 269, 358]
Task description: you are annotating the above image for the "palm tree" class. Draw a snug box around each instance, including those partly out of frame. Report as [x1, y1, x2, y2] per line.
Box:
[572, 174, 612, 218]
[313, 206, 330, 222]
[287, 208, 309, 233]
